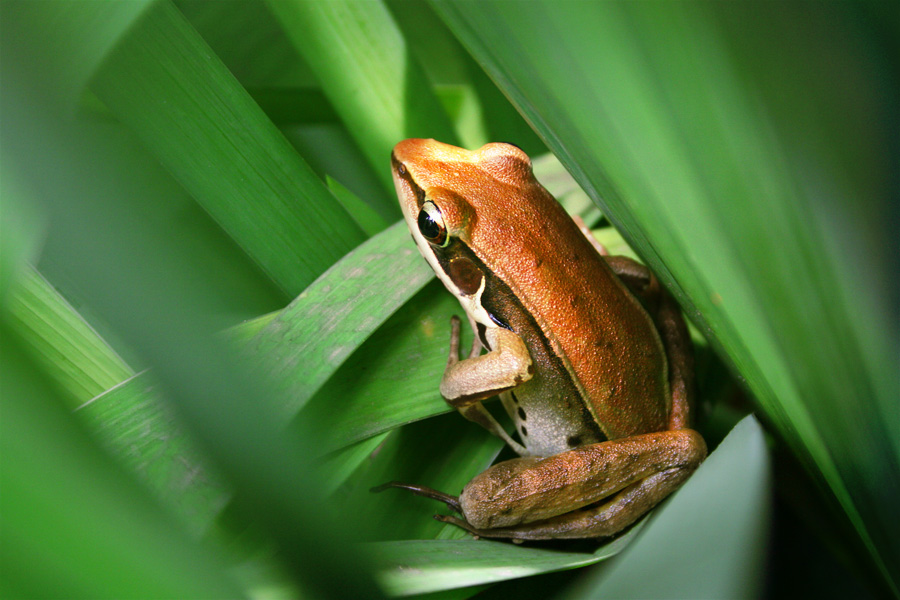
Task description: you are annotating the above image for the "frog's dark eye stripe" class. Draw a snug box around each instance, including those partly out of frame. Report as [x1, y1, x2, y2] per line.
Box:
[417, 200, 449, 247]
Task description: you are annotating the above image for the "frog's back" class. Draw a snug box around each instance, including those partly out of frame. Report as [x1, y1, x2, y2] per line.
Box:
[468, 167, 670, 441]
[397, 139, 671, 441]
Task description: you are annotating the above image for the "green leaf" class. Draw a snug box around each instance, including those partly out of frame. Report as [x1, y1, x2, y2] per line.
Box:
[565, 415, 771, 599]
[77, 373, 230, 537]
[299, 281, 454, 452]
[266, 0, 460, 193]
[327, 175, 392, 236]
[90, 0, 366, 295]
[369, 528, 641, 597]
[0, 168, 44, 308]
[433, 2, 899, 591]
[2, 9, 384, 593]
[334, 413, 504, 542]
[7, 267, 133, 407]
[0, 0, 151, 110]
[176, 0, 316, 89]
[386, 0, 546, 155]
[250, 220, 433, 420]
[0, 327, 243, 599]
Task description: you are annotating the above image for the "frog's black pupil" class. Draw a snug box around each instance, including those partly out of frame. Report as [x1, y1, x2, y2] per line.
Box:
[418, 209, 442, 241]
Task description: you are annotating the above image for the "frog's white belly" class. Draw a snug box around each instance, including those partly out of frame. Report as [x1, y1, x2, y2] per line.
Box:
[499, 371, 605, 457]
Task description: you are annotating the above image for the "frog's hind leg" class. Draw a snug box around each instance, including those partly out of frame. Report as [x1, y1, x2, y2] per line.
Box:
[439, 465, 691, 541]
[450, 429, 706, 540]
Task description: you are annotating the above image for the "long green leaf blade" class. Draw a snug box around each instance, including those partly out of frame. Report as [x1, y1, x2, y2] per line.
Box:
[251, 220, 433, 420]
[370, 528, 640, 596]
[266, 0, 460, 192]
[90, 0, 366, 295]
[7, 267, 133, 408]
[433, 2, 898, 590]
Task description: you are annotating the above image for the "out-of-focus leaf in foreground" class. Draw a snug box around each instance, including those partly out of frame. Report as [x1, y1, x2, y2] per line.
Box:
[1, 327, 242, 599]
[564, 415, 771, 599]
[433, 1, 899, 591]
[1, 1, 383, 596]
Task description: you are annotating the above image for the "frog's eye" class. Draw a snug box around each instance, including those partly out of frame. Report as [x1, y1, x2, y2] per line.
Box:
[417, 201, 449, 247]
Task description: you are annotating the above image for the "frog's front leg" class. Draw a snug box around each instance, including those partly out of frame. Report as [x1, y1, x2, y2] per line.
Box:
[439, 429, 707, 540]
[439, 315, 533, 456]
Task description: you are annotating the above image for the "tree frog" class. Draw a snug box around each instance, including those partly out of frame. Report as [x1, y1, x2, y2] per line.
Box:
[378, 139, 706, 540]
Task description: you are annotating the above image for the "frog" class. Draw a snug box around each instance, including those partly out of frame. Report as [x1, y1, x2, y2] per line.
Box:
[375, 138, 706, 540]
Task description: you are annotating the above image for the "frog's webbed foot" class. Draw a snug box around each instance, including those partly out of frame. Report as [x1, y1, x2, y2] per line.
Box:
[370, 481, 462, 513]
[433, 514, 528, 542]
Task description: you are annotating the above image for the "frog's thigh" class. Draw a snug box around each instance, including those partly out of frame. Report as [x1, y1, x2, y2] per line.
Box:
[459, 429, 706, 538]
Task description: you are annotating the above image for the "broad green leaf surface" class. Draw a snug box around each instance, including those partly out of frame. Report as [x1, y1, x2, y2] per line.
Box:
[7, 267, 133, 408]
[90, 0, 366, 295]
[434, 2, 898, 590]
[266, 0, 460, 193]
[0, 0, 151, 110]
[370, 527, 640, 597]
[299, 282, 456, 452]
[251, 220, 433, 421]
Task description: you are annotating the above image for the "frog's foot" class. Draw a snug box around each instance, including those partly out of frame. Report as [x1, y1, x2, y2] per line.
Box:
[370, 481, 462, 513]
[434, 514, 526, 543]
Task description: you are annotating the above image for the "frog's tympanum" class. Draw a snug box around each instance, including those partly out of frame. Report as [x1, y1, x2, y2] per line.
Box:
[376, 139, 706, 540]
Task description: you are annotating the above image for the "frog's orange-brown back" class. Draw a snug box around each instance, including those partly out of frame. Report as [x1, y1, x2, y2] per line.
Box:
[394, 139, 669, 439]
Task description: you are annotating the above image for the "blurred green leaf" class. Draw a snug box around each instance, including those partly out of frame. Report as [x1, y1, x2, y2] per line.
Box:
[266, 0, 460, 193]
[77, 373, 230, 537]
[0, 0, 151, 110]
[434, 1, 899, 591]
[90, 0, 366, 295]
[0, 327, 243, 599]
[7, 267, 133, 407]
[2, 9, 383, 595]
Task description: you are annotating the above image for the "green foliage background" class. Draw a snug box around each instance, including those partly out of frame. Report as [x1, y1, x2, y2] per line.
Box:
[1, 1, 896, 598]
